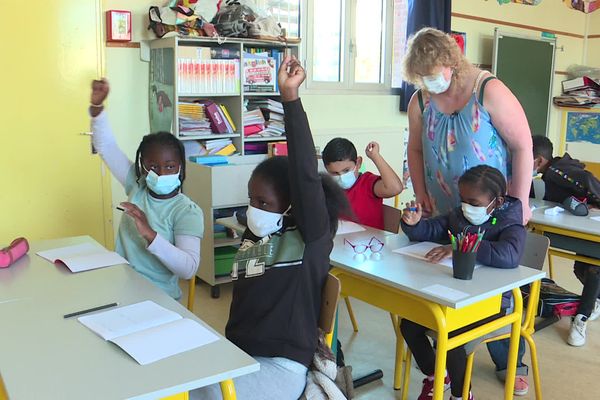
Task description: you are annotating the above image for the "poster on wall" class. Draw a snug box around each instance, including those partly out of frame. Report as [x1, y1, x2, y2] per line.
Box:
[402, 127, 412, 190]
[565, 112, 600, 144]
[150, 48, 175, 133]
[497, 0, 542, 5]
[563, 0, 600, 13]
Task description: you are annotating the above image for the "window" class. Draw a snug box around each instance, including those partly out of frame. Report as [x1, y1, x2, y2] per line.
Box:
[254, 0, 301, 38]
[305, 0, 398, 92]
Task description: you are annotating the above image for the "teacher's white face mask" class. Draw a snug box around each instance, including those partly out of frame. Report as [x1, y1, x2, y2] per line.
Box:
[422, 69, 453, 94]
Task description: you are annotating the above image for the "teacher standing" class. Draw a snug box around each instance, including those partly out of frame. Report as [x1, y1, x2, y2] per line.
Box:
[404, 28, 533, 223]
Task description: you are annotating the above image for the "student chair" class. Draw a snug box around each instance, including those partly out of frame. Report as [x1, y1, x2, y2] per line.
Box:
[321, 273, 342, 349]
[398, 232, 549, 400]
[186, 275, 196, 312]
[344, 204, 402, 333]
[0, 376, 7, 400]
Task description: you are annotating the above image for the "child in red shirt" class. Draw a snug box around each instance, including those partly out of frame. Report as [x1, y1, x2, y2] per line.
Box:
[322, 138, 403, 230]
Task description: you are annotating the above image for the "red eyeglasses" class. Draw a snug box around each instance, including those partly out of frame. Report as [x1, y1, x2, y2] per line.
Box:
[344, 237, 384, 254]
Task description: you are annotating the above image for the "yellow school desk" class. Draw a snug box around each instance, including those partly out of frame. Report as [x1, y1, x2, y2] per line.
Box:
[0, 236, 258, 400]
[528, 199, 600, 274]
[330, 228, 545, 400]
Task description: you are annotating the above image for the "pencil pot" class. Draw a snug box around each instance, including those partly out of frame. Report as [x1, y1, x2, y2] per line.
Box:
[452, 250, 477, 280]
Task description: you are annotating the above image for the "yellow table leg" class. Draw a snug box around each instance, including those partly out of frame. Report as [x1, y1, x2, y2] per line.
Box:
[390, 313, 404, 390]
[220, 379, 237, 400]
[504, 288, 523, 400]
[433, 326, 449, 400]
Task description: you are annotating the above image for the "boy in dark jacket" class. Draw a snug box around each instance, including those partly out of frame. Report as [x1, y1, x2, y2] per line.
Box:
[533, 135, 600, 347]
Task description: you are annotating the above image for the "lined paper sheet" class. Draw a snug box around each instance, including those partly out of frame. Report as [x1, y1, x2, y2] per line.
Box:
[336, 220, 366, 235]
[79, 301, 219, 365]
[37, 243, 128, 273]
[79, 301, 181, 341]
[111, 318, 219, 365]
[393, 242, 482, 269]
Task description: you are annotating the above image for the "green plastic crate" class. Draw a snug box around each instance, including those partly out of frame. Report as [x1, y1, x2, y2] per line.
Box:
[214, 246, 238, 277]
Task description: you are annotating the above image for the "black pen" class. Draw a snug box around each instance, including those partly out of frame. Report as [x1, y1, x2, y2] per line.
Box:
[116, 206, 125, 212]
[64, 302, 119, 319]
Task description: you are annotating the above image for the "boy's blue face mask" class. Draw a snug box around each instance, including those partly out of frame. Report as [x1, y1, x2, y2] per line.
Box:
[335, 169, 357, 190]
[144, 167, 181, 195]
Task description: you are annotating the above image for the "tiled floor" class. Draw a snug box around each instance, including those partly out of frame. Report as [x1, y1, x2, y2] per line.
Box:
[184, 256, 600, 400]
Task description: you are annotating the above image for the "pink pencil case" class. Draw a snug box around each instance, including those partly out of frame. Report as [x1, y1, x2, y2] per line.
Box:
[0, 237, 29, 268]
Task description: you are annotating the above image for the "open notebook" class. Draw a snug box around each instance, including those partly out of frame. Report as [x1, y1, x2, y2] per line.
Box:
[79, 301, 219, 365]
[37, 242, 128, 273]
[393, 242, 482, 269]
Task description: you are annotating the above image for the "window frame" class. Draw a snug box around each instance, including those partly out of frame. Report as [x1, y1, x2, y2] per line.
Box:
[303, 0, 394, 94]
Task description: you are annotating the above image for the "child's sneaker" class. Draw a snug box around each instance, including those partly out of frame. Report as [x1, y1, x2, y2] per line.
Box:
[450, 392, 474, 400]
[589, 299, 600, 321]
[417, 374, 451, 400]
[514, 375, 529, 396]
[567, 314, 588, 346]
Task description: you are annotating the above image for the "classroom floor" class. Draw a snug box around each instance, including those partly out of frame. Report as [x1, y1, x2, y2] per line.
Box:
[183, 256, 600, 400]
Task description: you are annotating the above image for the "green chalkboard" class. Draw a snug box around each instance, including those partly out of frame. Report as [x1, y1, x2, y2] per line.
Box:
[493, 32, 555, 136]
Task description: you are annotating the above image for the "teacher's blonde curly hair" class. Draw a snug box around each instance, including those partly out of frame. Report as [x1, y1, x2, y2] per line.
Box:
[403, 27, 470, 90]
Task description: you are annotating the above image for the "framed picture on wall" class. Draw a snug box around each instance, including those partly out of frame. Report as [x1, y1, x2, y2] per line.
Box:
[106, 10, 132, 42]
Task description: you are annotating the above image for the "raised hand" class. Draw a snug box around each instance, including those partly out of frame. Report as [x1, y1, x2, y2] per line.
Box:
[365, 141, 381, 160]
[91, 78, 109, 106]
[278, 55, 306, 102]
[401, 200, 422, 226]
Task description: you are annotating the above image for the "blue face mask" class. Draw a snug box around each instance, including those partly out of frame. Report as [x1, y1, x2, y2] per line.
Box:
[335, 168, 358, 190]
[144, 167, 181, 195]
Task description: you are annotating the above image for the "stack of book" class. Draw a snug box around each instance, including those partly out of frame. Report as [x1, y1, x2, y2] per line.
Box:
[179, 101, 236, 135]
[178, 47, 240, 95]
[247, 98, 285, 137]
[554, 76, 600, 108]
[243, 108, 265, 136]
[244, 48, 285, 93]
[178, 102, 212, 135]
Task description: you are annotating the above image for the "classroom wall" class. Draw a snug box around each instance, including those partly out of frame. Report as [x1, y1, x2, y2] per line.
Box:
[452, 0, 587, 148]
[587, 12, 600, 67]
[101, 0, 593, 235]
[101, 0, 406, 237]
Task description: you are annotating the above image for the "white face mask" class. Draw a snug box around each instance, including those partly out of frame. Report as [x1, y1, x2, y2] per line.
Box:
[335, 168, 358, 190]
[246, 205, 289, 238]
[461, 198, 495, 226]
[422, 70, 452, 94]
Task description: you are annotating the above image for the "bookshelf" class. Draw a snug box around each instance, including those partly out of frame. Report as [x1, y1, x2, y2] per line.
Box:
[149, 36, 300, 296]
[183, 155, 267, 298]
[149, 36, 300, 157]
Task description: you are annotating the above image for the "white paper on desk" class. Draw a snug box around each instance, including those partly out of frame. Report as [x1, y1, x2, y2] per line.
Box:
[111, 318, 219, 365]
[421, 284, 469, 301]
[336, 220, 366, 235]
[544, 206, 564, 216]
[37, 242, 128, 273]
[79, 301, 182, 341]
[590, 216, 600, 222]
[393, 242, 481, 269]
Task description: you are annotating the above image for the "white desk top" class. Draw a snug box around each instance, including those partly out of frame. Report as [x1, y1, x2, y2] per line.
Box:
[330, 228, 545, 309]
[0, 236, 258, 400]
[529, 198, 600, 236]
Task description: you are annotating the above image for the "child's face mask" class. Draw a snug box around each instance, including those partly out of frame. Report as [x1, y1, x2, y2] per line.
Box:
[144, 166, 181, 195]
[461, 198, 495, 226]
[335, 168, 358, 190]
[246, 205, 290, 238]
[422, 68, 453, 94]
